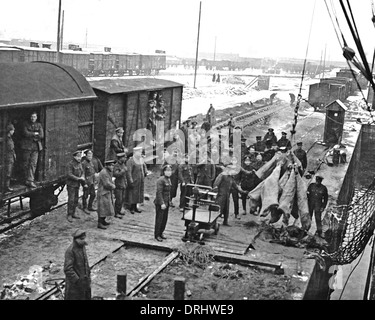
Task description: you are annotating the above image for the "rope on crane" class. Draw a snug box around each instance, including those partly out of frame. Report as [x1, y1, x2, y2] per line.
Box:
[290, 0, 317, 143]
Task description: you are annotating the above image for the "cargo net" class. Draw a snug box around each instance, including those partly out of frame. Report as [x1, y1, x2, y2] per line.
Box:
[323, 181, 375, 265]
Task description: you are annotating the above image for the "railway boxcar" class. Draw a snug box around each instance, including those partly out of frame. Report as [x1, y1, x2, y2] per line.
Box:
[0, 45, 22, 62]
[20, 46, 57, 63]
[308, 82, 347, 111]
[89, 78, 183, 163]
[0, 62, 97, 215]
[61, 50, 90, 76]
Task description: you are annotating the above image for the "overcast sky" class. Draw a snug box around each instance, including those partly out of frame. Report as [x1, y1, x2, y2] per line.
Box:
[1, 0, 375, 61]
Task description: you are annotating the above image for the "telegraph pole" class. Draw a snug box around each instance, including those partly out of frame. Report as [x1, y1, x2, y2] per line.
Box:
[193, 1, 202, 89]
[56, 0, 62, 63]
[60, 10, 64, 51]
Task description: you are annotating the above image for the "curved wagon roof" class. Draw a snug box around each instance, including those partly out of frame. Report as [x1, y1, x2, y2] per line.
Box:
[0, 61, 97, 109]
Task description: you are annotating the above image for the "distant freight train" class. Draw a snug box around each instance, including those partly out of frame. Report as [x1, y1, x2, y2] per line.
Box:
[0, 44, 166, 76]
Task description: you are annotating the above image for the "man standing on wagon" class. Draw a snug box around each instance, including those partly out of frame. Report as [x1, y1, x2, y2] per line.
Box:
[108, 127, 126, 161]
[5, 124, 16, 192]
[20, 111, 44, 188]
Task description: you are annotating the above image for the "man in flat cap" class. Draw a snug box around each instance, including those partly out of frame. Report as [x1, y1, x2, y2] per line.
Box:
[307, 175, 328, 238]
[113, 152, 129, 218]
[81, 149, 103, 212]
[108, 127, 126, 161]
[66, 150, 86, 223]
[262, 128, 277, 146]
[127, 146, 148, 214]
[20, 111, 44, 188]
[97, 159, 116, 229]
[64, 229, 91, 300]
[277, 132, 292, 150]
[5, 123, 16, 192]
[294, 141, 307, 175]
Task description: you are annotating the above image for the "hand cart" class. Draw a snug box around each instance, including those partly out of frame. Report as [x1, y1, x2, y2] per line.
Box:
[181, 184, 221, 244]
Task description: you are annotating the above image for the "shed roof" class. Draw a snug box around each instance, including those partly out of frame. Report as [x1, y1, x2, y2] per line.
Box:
[0, 62, 97, 109]
[89, 78, 184, 94]
[325, 99, 348, 111]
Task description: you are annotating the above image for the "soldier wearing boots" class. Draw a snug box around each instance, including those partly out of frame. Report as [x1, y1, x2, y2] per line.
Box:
[81, 150, 102, 212]
[307, 176, 328, 237]
[97, 160, 116, 229]
[66, 150, 86, 223]
[5, 124, 16, 192]
[113, 153, 129, 219]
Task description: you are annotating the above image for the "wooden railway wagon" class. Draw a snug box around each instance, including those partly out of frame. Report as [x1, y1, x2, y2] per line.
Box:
[336, 68, 368, 90]
[89, 78, 183, 163]
[61, 50, 90, 76]
[308, 82, 347, 111]
[0, 62, 97, 215]
[0, 46, 23, 62]
[319, 77, 353, 98]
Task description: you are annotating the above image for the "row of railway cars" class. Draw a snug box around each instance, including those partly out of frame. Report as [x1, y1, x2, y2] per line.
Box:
[308, 68, 368, 111]
[0, 61, 183, 217]
[0, 44, 166, 76]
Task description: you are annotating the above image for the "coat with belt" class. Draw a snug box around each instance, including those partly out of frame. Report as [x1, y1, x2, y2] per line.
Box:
[127, 156, 147, 204]
[20, 120, 44, 151]
[64, 241, 91, 300]
[154, 176, 171, 206]
[113, 161, 129, 189]
[97, 167, 116, 217]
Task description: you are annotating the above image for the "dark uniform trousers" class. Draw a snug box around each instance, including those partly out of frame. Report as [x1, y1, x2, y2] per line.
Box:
[154, 176, 171, 238]
[307, 183, 328, 235]
[83, 184, 95, 209]
[21, 121, 43, 183]
[115, 188, 126, 214]
[67, 186, 80, 217]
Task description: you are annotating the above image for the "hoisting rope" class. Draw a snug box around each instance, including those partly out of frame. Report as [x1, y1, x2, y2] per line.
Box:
[338, 0, 375, 123]
[290, 0, 316, 142]
[324, 0, 375, 124]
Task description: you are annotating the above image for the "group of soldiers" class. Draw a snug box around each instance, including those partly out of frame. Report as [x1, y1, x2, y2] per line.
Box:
[66, 127, 148, 230]
[61, 118, 329, 301]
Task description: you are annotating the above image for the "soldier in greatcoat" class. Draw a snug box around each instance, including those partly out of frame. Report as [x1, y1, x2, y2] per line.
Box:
[20, 111, 44, 188]
[127, 146, 148, 214]
[97, 160, 116, 229]
[252, 136, 265, 153]
[64, 229, 91, 300]
[262, 128, 277, 146]
[212, 164, 245, 226]
[154, 165, 172, 242]
[5, 124, 16, 192]
[113, 152, 129, 218]
[161, 149, 179, 207]
[66, 150, 86, 223]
